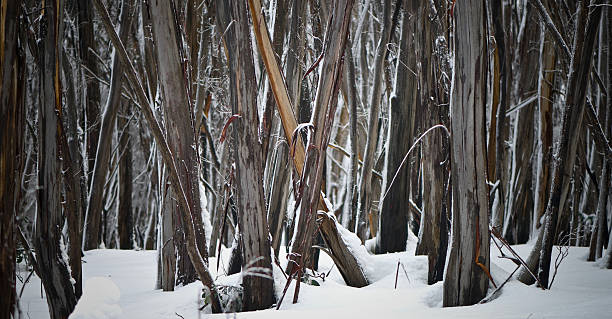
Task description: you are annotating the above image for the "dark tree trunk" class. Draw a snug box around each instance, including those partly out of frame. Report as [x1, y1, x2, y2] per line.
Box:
[0, 1, 23, 315]
[118, 102, 133, 250]
[376, 6, 415, 255]
[34, 1, 78, 317]
[443, 0, 490, 306]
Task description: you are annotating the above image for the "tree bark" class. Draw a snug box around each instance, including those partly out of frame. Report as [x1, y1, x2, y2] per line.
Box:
[0, 1, 23, 315]
[34, 0, 78, 317]
[443, 0, 490, 306]
[219, 0, 275, 310]
[118, 102, 133, 249]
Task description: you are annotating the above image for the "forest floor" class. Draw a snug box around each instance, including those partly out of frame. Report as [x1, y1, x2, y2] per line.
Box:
[18, 235, 612, 318]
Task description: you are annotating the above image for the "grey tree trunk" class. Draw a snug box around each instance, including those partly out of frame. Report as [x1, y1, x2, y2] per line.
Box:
[443, 0, 490, 306]
[0, 1, 23, 315]
[34, 1, 78, 317]
[160, 186, 177, 291]
[218, 0, 275, 310]
[150, 0, 210, 288]
[414, 2, 449, 285]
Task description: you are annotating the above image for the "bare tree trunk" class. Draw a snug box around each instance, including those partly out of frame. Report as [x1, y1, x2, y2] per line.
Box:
[414, 2, 449, 285]
[357, 0, 393, 242]
[538, 0, 601, 289]
[376, 7, 415, 255]
[160, 186, 177, 291]
[443, 0, 490, 306]
[0, 1, 23, 315]
[118, 102, 133, 249]
[287, 0, 355, 278]
[534, 29, 555, 234]
[84, 0, 136, 250]
[76, 0, 101, 186]
[219, 0, 275, 310]
[34, 1, 78, 317]
[505, 3, 540, 244]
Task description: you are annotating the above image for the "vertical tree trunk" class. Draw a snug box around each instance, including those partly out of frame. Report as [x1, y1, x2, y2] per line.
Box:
[443, 0, 490, 306]
[34, 1, 78, 317]
[357, 0, 393, 242]
[0, 1, 23, 315]
[505, 3, 540, 244]
[118, 102, 134, 249]
[160, 186, 177, 291]
[537, 0, 601, 288]
[149, 0, 210, 287]
[414, 2, 449, 285]
[220, 0, 275, 310]
[376, 6, 415, 255]
[76, 0, 101, 186]
[84, 0, 136, 250]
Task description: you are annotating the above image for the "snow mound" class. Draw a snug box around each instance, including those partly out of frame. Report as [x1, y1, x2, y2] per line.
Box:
[69, 277, 122, 319]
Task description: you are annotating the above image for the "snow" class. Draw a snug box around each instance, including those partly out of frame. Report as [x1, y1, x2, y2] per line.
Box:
[18, 244, 612, 318]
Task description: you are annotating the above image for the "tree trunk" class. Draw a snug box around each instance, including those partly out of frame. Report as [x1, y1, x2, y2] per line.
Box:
[537, 0, 601, 289]
[150, 0, 210, 286]
[84, 0, 136, 250]
[287, 0, 355, 279]
[34, 1, 78, 317]
[220, 0, 275, 310]
[76, 0, 101, 188]
[160, 186, 177, 291]
[505, 3, 540, 244]
[0, 1, 23, 315]
[356, 0, 394, 242]
[414, 2, 449, 285]
[376, 6, 415, 255]
[443, 0, 490, 306]
[118, 102, 133, 250]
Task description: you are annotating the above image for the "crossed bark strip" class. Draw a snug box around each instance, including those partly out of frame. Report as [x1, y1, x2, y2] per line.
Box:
[247, 0, 368, 289]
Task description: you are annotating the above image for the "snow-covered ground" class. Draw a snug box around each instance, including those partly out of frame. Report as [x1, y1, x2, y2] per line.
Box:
[18, 239, 612, 318]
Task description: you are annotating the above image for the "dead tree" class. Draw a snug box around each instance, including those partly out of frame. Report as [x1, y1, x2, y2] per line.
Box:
[118, 102, 134, 249]
[443, 0, 490, 306]
[0, 1, 23, 316]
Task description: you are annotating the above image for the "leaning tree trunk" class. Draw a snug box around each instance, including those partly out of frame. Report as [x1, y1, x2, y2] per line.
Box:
[0, 1, 23, 316]
[376, 4, 415, 255]
[414, 2, 448, 285]
[443, 0, 490, 307]
[537, 0, 601, 289]
[34, 0, 78, 317]
[219, 0, 276, 310]
[84, 0, 136, 250]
